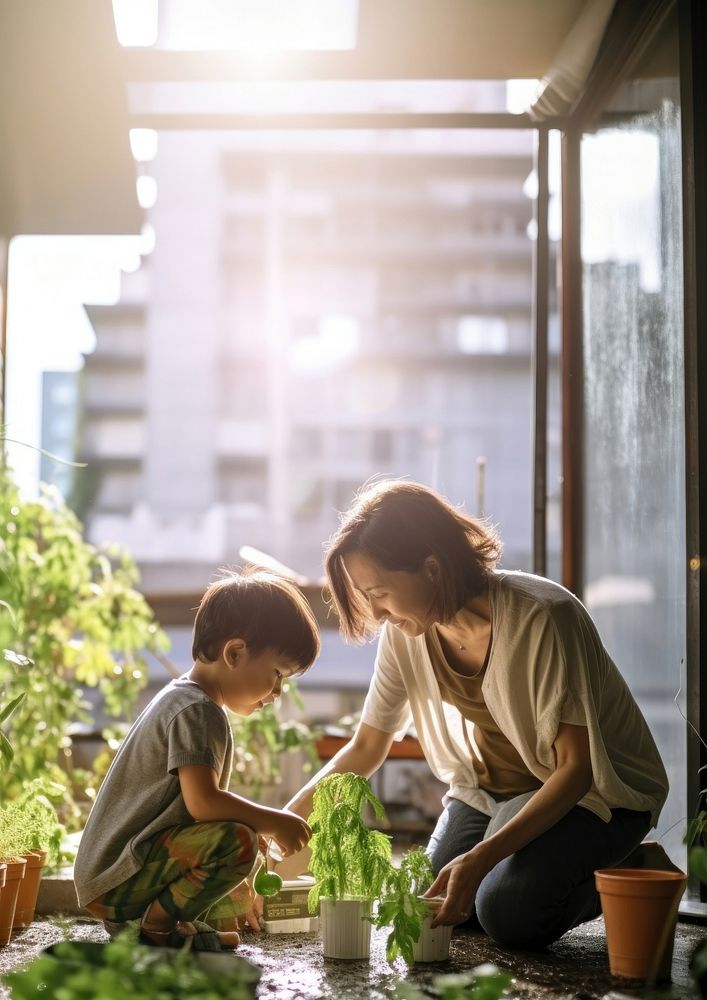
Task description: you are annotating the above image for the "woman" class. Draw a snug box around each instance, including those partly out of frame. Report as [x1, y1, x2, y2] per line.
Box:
[286, 480, 669, 949]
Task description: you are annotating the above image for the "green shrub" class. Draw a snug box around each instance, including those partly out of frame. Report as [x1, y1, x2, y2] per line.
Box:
[0, 470, 169, 828]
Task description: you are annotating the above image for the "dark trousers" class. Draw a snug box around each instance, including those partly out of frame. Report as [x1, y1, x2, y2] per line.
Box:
[426, 796, 651, 949]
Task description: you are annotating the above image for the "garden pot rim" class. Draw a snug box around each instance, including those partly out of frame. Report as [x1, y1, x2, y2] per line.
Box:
[319, 894, 373, 904]
[417, 894, 444, 911]
[595, 867, 687, 882]
[0, 855, 28, 868]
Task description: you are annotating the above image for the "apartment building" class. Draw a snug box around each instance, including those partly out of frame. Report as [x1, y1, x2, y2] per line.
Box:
[77, 117, 559, 592]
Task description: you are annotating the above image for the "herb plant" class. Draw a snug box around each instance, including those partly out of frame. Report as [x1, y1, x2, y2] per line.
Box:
[307, 772, 392, 912]
[375, 847, 435, 964]
[1, 927, 260, 999]
[0, 778, 63, 862]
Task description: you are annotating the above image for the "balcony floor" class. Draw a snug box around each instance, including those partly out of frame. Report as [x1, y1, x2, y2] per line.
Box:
[0, 915, 703, 1000]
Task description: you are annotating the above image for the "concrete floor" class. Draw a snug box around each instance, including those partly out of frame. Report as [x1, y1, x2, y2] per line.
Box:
[0, 916, 703, 999]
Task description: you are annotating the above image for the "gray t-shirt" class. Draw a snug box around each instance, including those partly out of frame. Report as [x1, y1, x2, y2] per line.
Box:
[74, 677, 234, 907]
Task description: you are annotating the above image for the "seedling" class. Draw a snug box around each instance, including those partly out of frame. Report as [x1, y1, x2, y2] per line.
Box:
[307, 772, 392, 912]
[375, 847, 435, 964]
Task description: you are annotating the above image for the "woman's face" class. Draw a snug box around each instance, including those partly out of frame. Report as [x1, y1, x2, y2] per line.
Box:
[343, 550, 438, 638]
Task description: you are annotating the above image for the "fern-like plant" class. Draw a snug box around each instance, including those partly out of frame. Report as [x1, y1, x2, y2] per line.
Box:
[307, 772, 392, 913]
[0, 778, 63, 862]
[375, 847, 434, 964]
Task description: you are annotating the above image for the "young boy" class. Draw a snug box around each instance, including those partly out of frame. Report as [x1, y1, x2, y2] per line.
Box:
[74, 569, 320, 951]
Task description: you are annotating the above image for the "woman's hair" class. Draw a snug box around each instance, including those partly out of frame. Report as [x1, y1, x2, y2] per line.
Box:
[325, 480, 502, 642]
[192, 567, 320, 670]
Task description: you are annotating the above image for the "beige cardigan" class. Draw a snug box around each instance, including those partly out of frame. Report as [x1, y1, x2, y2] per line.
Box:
[360, 570, 668, 826]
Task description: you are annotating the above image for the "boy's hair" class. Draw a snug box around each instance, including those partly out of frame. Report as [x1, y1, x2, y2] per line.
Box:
[192, 568, 320, 670]
[325, 479, 502, 643]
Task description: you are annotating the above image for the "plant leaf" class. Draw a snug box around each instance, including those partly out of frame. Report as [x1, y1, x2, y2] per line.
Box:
[0, 730, 14, 766]
[0, 691, 26, 725]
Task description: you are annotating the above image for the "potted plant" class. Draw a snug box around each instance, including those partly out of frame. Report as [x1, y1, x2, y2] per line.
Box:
[375, 847, 452, 964]
[308, 772, 392, 959]
[0, 807, 28, 946]
[4, 779, 63, 929]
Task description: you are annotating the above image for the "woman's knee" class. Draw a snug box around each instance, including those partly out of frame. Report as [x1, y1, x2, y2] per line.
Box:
[475, 864, 561, 950]
[426, 800, 489, 875]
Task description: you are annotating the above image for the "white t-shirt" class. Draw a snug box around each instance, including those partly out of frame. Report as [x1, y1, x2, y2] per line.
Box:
[360, 570, 668, 826]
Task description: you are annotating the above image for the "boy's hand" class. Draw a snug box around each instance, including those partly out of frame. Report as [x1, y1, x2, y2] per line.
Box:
[227, 878, 264, 932]
[263, 809, 311, 857]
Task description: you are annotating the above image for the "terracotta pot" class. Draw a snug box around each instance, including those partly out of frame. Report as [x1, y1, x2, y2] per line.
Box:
[595, 867, 687, 980]
[13, 850, 48, 929]
[412, 898, 452, 963]
[320, 897, 372, 960]
[0, 856, 27, 946]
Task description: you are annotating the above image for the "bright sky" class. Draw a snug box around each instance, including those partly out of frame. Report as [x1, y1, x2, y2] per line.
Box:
[5, 235, 144, 494]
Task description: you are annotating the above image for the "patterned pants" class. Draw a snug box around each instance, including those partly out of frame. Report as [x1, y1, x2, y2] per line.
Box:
[86, 820, 258, 929]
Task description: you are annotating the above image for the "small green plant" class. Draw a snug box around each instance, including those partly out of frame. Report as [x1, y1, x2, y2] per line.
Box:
[1, 926, 261, 999]
[375, 847, 434, 964]
[393, 964, 513, 1000]
[307, 772, 392, 913]
[0, 778, 63, 862]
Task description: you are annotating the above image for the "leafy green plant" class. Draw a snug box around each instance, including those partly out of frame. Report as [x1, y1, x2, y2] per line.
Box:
[393, 964, 513, 1000]
[0, 778, 63, 862]
[0, 471, 169, 825]
[375, 847, 434, 964]
[229, 679, 319, 798]
[307, 772, 392, 913]
[1, 927, 260, 999]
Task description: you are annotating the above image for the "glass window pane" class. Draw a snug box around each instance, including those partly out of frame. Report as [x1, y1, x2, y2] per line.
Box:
[580, 22, 685, 866]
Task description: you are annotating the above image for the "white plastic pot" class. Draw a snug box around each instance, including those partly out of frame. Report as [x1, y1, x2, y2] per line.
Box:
[412, 912, 452, 963]
[320, 897, 372, 960]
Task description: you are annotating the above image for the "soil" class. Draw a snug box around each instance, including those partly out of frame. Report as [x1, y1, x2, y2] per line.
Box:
[0, 915, 703, 999]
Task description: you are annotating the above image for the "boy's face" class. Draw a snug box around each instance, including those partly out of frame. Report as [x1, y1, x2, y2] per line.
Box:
[223, 644, 302, 716]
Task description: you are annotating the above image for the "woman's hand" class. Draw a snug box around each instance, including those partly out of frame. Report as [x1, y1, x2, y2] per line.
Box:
[423, 845, 494, 927]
